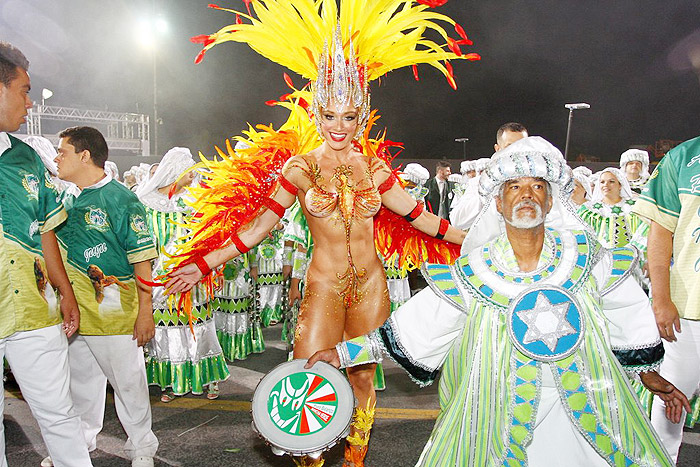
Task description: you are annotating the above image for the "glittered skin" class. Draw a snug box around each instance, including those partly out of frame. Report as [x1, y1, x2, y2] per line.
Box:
[285, 153, 391, 359]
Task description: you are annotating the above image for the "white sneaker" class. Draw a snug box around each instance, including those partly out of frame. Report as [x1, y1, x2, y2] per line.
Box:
[132, 456, 154, 467]
[40, 457, 53, 467]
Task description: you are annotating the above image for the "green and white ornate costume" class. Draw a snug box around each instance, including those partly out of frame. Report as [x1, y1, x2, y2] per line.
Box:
[138, 148, 229, 395]
[577, 199, 646, 250]
[335, 137, 672, 466]
[214, 253, 264, 360]
[281, 200, 313, 346]
[252, 227, 285, 328]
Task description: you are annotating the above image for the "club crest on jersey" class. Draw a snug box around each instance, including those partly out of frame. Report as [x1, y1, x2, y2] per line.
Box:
[85, 207, 109, 232]
[21, 172, 40, 201]
[130, 214, 148, 235]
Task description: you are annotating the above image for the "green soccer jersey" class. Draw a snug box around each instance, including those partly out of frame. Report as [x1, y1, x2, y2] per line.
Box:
[55, 176, 157, 335]
[632, 135, 700, 319]
[0, 133, 67, 338]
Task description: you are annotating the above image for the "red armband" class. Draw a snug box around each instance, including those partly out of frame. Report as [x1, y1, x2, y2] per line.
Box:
[435, 218, 449, 240]
[194, 256, 211, 276]
[403, 202, 424, 222]
[231, 233, 251, 254]
[262, 197, 286, 218]
[279, 174, 298, 195]
[378, 175, 396, 194]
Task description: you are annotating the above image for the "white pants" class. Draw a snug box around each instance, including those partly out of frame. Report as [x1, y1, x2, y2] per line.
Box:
[526, 366, 609, 467]
[68, 334, 158, 459]
[0, 325, 92, 467]
[651, 318, 700, 462]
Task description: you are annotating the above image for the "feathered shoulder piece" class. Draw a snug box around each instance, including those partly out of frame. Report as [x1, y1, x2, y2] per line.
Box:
[363, 124, 461, 272]
[161, 93, 320, 278]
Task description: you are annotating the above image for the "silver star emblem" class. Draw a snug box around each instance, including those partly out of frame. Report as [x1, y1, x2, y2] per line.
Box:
[516, 293, 576, 352]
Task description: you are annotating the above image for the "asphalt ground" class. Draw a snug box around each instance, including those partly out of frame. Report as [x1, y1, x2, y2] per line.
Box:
[4, 325, 700, 466]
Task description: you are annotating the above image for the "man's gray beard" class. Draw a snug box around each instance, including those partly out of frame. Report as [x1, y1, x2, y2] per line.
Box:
[505, 200, 545, 229]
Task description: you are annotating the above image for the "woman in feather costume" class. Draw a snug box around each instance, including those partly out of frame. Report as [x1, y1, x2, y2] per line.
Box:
[163, 1, 478, 465]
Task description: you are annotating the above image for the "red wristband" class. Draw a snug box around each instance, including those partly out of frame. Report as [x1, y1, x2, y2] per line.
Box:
[378, 175, 396, 194]
[279, 174, 298, 195]
[436, 218, 449, 240]
[231, 232, 250, 254]
[263, 197, 286, 218]
[403, 202, 424, 222]
[194, 256, 211, 276]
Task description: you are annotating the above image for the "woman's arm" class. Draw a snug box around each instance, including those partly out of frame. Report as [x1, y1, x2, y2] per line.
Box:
[166, 167, 300, 293]
[377, 168, 466, 245]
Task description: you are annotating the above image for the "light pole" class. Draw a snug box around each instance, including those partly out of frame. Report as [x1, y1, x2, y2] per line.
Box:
[136, 3, 168, 157]
[41, 88, 53, 108]
[455, 137, 469, 159]
[563, 103, 590, 160]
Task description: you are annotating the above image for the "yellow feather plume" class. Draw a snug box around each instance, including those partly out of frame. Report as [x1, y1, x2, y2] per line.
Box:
[193, 0, 479, 87]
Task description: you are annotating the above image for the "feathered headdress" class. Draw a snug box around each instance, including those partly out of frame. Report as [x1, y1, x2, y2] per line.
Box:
[192, 0, 480, 125]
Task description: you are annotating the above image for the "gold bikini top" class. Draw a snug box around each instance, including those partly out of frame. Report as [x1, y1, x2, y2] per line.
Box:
[302, 159, 382, 220]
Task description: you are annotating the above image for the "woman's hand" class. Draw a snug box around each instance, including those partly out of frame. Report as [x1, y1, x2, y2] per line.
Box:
[165, 263, 203, 294]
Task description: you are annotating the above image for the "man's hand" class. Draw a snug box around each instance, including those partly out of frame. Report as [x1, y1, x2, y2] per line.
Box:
[165, 263, 203, 294]
[640, 371, 691, 424]
[133, 311, 155, 347]
[652, 298, 681, 342]
[60, 293, 80, 338]
[305, 348, 341, 369]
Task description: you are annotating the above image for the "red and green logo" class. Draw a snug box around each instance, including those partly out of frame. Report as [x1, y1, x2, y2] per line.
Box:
[268, 372, 338, 436]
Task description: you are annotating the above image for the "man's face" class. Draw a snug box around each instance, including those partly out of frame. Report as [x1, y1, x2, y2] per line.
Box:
[624, 160, 642, 180]
[496, 177, 552, 229]
[570, 180, 587, 206]
[0, 67, 32, 133]
[494, 130, 528, 152]
[55, 138, 85, 183]
[437, 166, 451, 180]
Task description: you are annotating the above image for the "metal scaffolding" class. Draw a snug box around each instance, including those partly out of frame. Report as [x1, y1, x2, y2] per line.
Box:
[23, 105, 151, 156]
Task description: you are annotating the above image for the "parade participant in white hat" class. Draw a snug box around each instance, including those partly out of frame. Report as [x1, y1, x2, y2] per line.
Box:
[570, 166, 592, 206]
[137, 147, 229, 402]
[308, 136, 686, 466]
[578, 167, 646, 250]
[620, 148, 650, 194]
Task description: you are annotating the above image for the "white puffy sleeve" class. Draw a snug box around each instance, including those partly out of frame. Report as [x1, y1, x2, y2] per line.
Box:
[594, 249, 663, 374]
[337, 287, 468, 386]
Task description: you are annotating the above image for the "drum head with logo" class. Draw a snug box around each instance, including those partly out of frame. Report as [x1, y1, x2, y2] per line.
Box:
[252, 359, 355, 457]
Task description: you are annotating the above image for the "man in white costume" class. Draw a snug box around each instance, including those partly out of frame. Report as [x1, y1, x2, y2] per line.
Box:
[308, 136, 688, 466]
[620, 148, 651, 194]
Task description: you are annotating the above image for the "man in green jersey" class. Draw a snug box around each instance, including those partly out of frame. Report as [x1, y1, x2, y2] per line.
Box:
[53, 126, 159, 467]
[0, 42, 91, 466]
[632, 135, 700, 462]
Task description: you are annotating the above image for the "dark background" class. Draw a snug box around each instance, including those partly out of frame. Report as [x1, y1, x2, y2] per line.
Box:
[2, 0, 700, 166]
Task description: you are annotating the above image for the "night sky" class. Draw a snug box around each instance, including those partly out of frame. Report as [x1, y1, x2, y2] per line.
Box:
[2, 0, 700, 165]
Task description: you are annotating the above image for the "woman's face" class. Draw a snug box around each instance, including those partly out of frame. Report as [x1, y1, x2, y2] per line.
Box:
[600, 171, 622, 203]
[319, 100, 360, 151]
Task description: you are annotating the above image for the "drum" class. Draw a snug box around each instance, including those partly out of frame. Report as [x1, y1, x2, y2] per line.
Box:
[251, 359, 355, 458]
